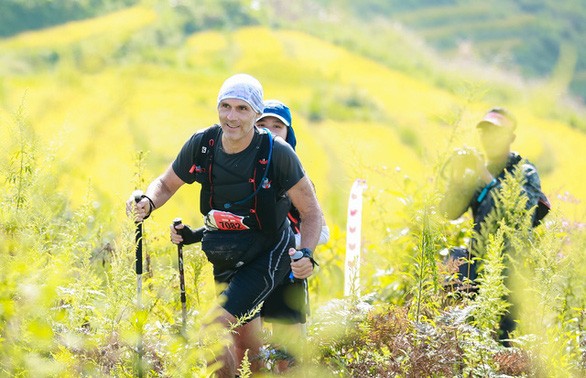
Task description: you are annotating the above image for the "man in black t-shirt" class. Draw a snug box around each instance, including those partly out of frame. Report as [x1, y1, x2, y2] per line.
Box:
[126, 74, 322, 377]
[170, 99, 329, 372]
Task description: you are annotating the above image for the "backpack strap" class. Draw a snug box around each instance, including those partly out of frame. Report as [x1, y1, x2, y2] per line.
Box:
[191, 125, 221, 215]
[223, 127, 274, 210]
[498, 153, 550, 226]
[236, 127, 289, 234]
[247, 128, 279, 233]
[509, 153, 551, 225]
[288, 208, 301, 234]
[503, 153, 523, 177]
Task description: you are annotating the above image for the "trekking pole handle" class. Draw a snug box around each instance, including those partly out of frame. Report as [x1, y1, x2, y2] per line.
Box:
[132, 190, 145, 223]
[288, 249, 304, 281]
[173, 217, 186, 247]
[133, 190, 143, 206]
[173, 217, 187, 318]
[290, 250, 304, 261]
[173, 217, 183, 236]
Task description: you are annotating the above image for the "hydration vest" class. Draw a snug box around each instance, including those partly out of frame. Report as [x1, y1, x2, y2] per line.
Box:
[190, 125, 290, 235]
[472, 153, 550, 228]
[288, 207, 301, 234]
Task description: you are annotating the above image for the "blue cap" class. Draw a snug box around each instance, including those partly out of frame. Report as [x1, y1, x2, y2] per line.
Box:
[217, 74, 264, 114]
[258, 99, 297, 150]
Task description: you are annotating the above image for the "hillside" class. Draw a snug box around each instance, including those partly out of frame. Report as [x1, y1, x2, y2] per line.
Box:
[1, 5, 585, 229]
[2, 0, 586, 102]
[302, 0, 586, 103]
[1, 4, 586, 376]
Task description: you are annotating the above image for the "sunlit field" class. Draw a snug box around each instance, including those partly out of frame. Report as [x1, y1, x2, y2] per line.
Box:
[2, 4, 586, 376]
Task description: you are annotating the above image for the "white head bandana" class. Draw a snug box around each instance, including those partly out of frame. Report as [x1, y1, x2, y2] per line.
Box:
[217, 74, 264, 114]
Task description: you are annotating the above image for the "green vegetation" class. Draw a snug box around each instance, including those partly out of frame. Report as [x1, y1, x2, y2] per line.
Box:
[308, 0, 586, 102]
[3, 0, 586, 100]
[1, 2, 586, 376]
[0, 0, 138, 37]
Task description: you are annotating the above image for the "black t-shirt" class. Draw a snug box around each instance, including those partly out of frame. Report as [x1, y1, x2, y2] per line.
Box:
[172, 126, 305, 216]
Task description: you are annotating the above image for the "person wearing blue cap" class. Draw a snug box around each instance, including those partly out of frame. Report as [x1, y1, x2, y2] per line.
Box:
[256, 99, 329, 371]
[127, 74, 324, 376]
[256, 99, 297, 149]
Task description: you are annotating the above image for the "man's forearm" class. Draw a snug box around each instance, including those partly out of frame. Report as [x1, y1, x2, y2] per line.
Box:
[298, 211, 321, 252]
[145, 176, 176, 210]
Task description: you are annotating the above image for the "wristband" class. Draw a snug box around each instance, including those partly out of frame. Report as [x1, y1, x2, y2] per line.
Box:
[299, 248, 313, 258]
[288, 248, 318, 282]
[141, 194, 156, 219]
[299, 248, 319, 267]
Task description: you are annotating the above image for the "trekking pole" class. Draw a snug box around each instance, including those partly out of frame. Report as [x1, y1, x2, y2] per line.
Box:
[132, 190, 144, 378]
[173, 218, 187, 331]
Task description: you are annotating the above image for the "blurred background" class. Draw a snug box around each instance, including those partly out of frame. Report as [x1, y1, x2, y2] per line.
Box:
[1, 1, 586, 376]
[2, 0, 585, 229]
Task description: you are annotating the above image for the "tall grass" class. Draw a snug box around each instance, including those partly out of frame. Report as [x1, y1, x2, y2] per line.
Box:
[2, 100, 586, 377]
[304, 156, 586, 376]
[1, 9, 586, 375]
[0, 108, 229, 376]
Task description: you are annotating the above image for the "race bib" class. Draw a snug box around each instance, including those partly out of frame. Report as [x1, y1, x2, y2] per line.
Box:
[205, 210, 250, 231]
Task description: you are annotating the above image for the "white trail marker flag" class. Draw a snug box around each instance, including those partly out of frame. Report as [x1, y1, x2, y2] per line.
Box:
[344, 179, 367, 297]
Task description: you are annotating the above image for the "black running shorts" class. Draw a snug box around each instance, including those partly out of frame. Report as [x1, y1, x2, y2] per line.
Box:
[202, 227, 295, 320]
[261, 277, 309, 324]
